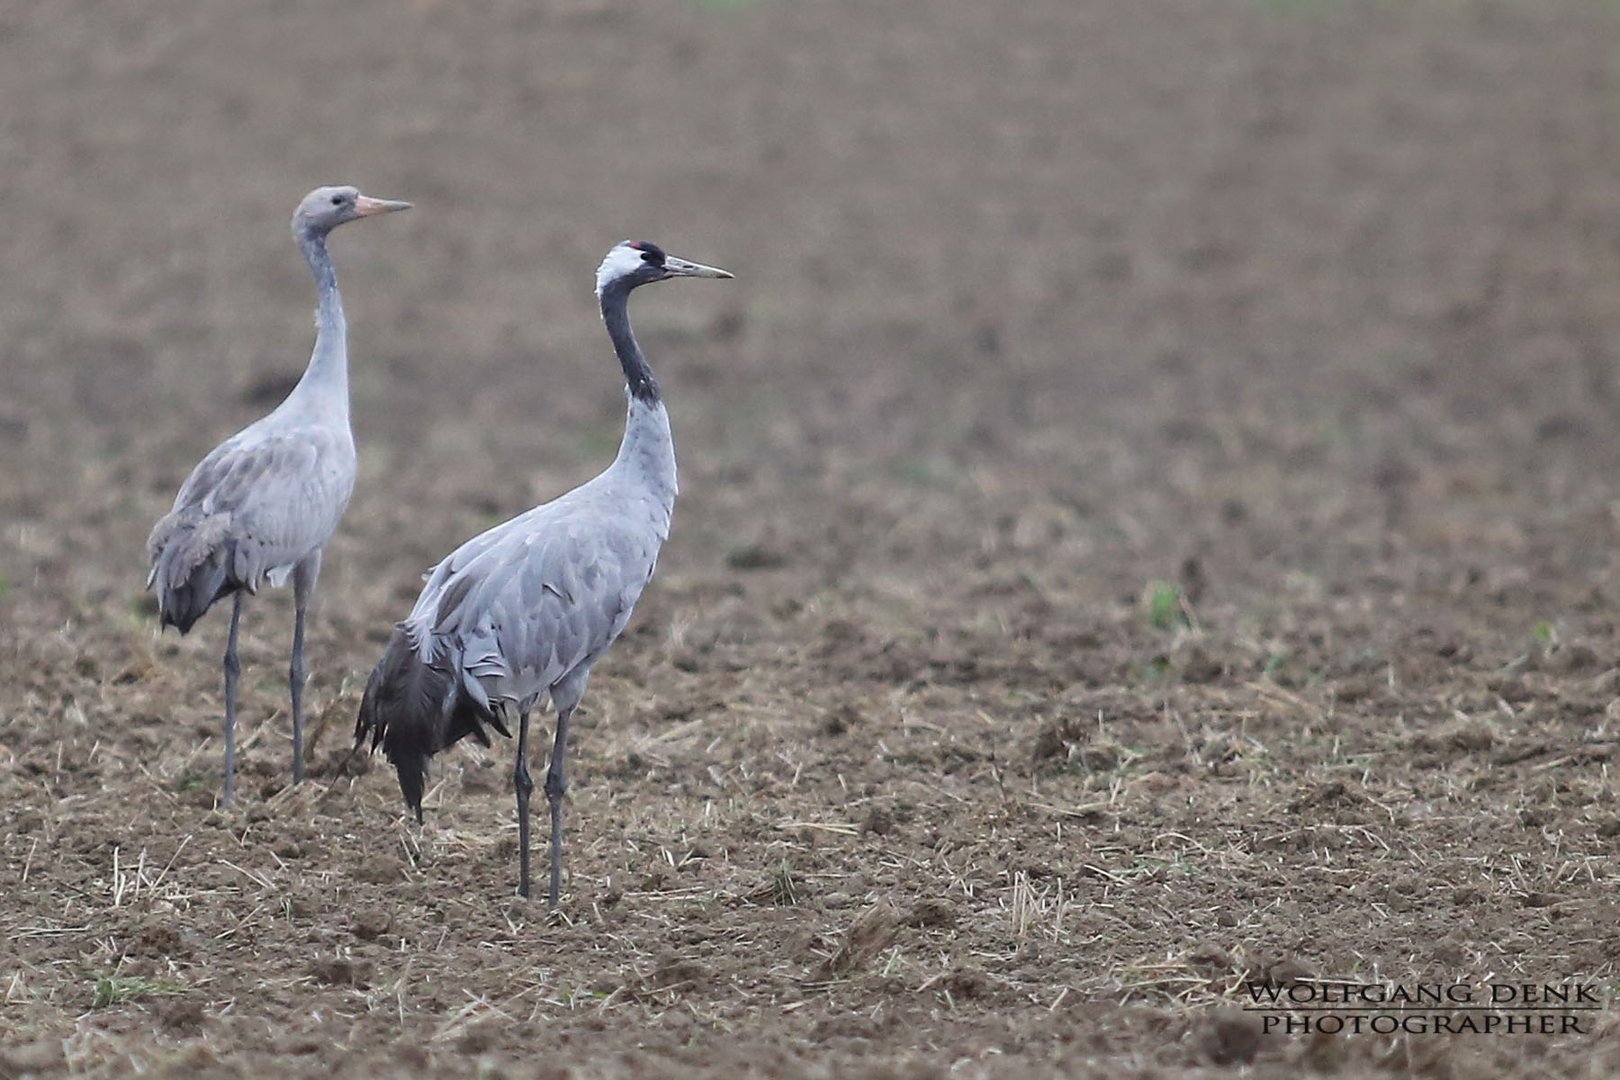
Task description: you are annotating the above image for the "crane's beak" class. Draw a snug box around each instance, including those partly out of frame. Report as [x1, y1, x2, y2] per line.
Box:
[663, 255, 733, 280]
[354, 195, 413, 217]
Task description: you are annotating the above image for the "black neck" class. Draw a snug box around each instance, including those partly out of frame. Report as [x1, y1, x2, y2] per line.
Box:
[600, 280, 659, 404]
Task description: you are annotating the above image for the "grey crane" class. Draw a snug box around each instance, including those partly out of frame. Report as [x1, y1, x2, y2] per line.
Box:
[354, 240, 732, 904]
[147, 185, 410, 805]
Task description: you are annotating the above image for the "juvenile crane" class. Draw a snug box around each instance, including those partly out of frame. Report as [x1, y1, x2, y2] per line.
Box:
[355, 240, 732, 904]
[148, 185, 410, 805]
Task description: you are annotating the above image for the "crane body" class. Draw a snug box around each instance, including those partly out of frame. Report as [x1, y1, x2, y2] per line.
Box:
[356, 241, 731, 904]
[148, 185, 410, 804]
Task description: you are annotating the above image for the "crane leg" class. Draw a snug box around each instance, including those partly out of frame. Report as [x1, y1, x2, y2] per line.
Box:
[289, 552, 322, 787]
[544, 707, 574, 908]
[514, 703, 536, 899]
[222, 592, 244, 807]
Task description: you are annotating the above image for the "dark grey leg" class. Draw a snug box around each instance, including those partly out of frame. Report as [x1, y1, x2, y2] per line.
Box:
[290, 552, 323, 786]
[544, 707, 574, 908]
[223, 592, 244, 807]
[514, 704, 535, 899]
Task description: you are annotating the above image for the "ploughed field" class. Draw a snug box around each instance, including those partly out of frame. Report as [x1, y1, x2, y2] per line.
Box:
[4, 1, 1620, 1076]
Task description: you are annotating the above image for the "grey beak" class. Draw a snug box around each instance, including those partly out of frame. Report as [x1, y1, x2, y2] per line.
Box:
[663, 255, 733, 280]
[354, 195, 413, 217]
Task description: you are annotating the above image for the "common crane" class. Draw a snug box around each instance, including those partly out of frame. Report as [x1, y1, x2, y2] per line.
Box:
[148, 185, 410, 805]
[355, 240, 731, 903]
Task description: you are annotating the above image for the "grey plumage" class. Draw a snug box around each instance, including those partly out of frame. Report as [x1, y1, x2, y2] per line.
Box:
[148, 185, 409, 805]
[356, 240, 731, 904]
[148, 429, 352, 631]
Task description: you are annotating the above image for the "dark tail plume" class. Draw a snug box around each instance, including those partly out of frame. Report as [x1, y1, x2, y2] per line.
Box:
[147, 513, 239, 634]
[354, 628, 503, 822]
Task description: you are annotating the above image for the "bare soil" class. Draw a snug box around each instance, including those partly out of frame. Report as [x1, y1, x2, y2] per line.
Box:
[6, 1, 1620, 1076]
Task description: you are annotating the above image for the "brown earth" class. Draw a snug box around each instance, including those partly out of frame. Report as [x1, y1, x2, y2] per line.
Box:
[6, 1, 1620, 1076]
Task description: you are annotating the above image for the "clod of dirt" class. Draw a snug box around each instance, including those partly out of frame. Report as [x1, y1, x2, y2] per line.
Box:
[1333, 675, 1377, 704]
[1301, 1030, 1348, 1073]
[1178, 943, 1238, 985]
[113, 654, 157, 684]
[862, 806, 895, 835]
[606, 750, 647, 780]
[279, 1038, 325, 1056]
[903, 899, 957, 929]
[159, 998, 207, 1032]
[0, 1038, 67, 1075]
[393, 1044, 430, 1070]
[725, 541, 788, 571]
[129, 917, 182, 957]
[813, 901, 901, 978]
[619, 957, 710, 1002]
[456, 1021, 502, 1055]
[941, 966, 991, 1000]
[1384, 874, 1428, 912]
[1200, 1008, 1261, 1066]
[307, 958, 374, 986]
[349, 910, 394, 941]
[357, 855, 408, 884]
[1590, 669, 1620, 697]
[1172, 642, 1224, 684]
[1486, 674, 1534, 703]
[821, 704, 858, 736]
[1418, 718, 1496, 754]
[818, 619, 864, 647]
[1257, 956, 1316, 986]
[1031, 716, 1123, 772]
[649, 957, 708, 994]
[1076, 741, 1124, 771]
[1179, 556, 1208, 604]
[1519, 807, 1554, 829]
[1543, 642, 1600, 675]
[1431, 940, 1467, 968]
[1287, 780, 1368, 812]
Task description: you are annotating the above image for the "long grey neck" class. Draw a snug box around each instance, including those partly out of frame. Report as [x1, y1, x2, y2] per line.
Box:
[600, 282, 676, 513]
[283, 229, 349, 423]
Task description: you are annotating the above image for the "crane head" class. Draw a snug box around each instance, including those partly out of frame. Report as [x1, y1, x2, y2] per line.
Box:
[292, 185, 412, 237]
[595, 241, 733, 296]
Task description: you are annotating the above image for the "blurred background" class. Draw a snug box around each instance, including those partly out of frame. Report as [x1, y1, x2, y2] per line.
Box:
[6, 1, 1620, 1075]
[4, 1, 1620, 654]
[5, 0, 1620, 647]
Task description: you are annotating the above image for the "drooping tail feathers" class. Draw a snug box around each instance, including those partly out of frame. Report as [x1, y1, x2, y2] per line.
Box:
[354, 628, 509, 823]
[146, 510, 239, 634]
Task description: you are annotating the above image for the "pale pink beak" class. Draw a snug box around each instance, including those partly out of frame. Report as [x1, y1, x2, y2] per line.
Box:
[353, 194, 412, 217]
